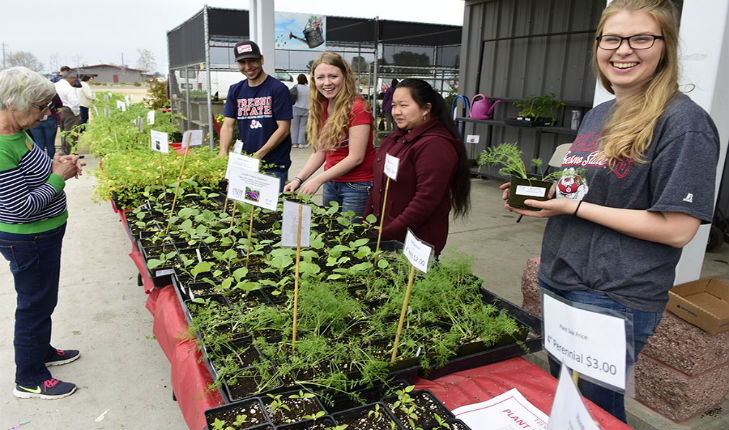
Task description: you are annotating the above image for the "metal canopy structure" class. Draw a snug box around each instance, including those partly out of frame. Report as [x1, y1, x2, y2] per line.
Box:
[166, 6, 461, 140]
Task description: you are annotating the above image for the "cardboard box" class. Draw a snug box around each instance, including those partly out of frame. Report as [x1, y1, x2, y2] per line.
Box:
[667, 278, 729, 334]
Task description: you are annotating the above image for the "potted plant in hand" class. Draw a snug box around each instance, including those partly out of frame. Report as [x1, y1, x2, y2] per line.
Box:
[477, 142, 560, 210]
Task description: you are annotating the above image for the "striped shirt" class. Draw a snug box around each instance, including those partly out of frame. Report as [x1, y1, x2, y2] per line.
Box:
[0, 131, 68, 234]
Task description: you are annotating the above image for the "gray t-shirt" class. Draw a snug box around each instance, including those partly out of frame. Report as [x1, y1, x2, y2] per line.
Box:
[539, 93, 720, 312]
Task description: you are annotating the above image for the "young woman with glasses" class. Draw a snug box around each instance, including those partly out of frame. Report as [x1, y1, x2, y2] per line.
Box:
[502, 0, 720, 422]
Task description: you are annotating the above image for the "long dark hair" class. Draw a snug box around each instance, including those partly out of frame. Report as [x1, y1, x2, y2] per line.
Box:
[396, 78, 470, 218]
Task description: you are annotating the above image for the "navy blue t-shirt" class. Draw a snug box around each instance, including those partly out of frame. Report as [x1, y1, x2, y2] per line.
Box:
[223, 75, 293, 170]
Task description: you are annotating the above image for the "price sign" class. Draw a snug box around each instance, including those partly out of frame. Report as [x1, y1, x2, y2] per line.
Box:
[466, 134, 480, 144]
[547, 363, 600, 430]
[182, 130, 203, 148]
[225, 153, 260, 179]
[281, 200, 311, 247]
[150, 130, 169, 154]
[233, 140, 244, 154]
[147, 110, 155, 125]
[227, 170, 280, 211]
[116, 100, 126, 111]
[384, 153, 399, 180]
[542, 290, 627, 390]
[403, 229, 433, 273]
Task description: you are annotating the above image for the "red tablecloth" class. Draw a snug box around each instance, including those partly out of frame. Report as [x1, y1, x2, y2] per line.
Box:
[414, 358, 631, 430]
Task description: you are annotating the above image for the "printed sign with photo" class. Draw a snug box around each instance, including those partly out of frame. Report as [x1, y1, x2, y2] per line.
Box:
[227, 170, 280, 211]
[150, 130, 169, 154]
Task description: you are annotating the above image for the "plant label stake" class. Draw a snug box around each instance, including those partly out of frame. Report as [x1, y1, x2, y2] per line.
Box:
[146, 110, 155, 125]
[116, 100, 125, 111]
[150, 130, 169, 187]
[182, 130, 203, 148]
[137, 116, 143, 133]
[233, 139, 244, 154]
[391, 229, 433, 363]
[104, 105, 110, 118]
[224, 154, 261, 247]
[376, 153, 399, 255]
[92, 105, 98, 116]
[282, 201, 311, 346]
[164, 132, 193, 236]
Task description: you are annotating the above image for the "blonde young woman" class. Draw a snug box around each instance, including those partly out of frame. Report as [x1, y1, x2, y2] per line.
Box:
[283, 52, 375, 217]
[503, 0, 719, 422]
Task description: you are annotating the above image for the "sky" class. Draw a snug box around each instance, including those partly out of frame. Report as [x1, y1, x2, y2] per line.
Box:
[1, 0, 465, 74]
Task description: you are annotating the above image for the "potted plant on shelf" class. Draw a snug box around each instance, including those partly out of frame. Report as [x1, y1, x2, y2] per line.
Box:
[477, 142, 562, 210]
[507, 93, 565, 127]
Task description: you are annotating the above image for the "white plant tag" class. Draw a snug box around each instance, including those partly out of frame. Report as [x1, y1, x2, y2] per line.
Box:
[116, 100, 126, 111]
[104, 105, 110, 117]
[384, 153, 399, 181]
[547, 363, 600, 430]
[182, 130, 203, 148]
[227, 170, 280, 211]
[281, 201, 312, 248]
[466, 134, 480, 144]
[404, 229, 433, 273]
[515, 185, 548, 198]
[233, 140, 244, 154]
[150, 130, 169, 154]
[225, 153, 260, 179]
[147, 110, 155, 125]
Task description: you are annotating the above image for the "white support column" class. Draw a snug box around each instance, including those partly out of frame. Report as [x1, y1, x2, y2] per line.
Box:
[673, 0, 729, 284]
[593, 1, 729, 285]
[249, 0, 276, 73]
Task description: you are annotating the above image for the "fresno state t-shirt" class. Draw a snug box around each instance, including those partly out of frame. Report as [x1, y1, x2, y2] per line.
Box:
[223, 75, 293, 170]
[322, 97, 375, 182]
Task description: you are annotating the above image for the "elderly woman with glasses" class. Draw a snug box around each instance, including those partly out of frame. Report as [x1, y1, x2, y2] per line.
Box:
[0, 66, 84, 399]
[501, 0, 720, 422]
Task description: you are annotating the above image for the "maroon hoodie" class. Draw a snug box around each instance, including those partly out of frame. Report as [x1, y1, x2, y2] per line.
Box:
[365, 118, 459, 254]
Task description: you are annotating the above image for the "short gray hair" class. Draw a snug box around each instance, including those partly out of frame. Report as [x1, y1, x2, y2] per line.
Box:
[0, 66, 55, 112]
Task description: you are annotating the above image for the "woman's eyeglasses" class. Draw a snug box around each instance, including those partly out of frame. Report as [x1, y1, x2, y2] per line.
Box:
[31, 100, 54, 112]
[596, 34, 664, 50]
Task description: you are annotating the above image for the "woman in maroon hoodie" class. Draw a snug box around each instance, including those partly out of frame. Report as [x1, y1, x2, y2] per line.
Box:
[365, 78, 470, 255]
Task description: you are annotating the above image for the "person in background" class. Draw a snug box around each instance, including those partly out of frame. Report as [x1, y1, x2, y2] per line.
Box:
[78, 75, 95, 127]
[28, 94, 62, 158]
[502, 0, 719, 422]
[284, 52, 375, 218]
[365, 78, 471, 255]
[54, 71, 81, 155]
[382, 78, 398, 131]
[0, 66, 85, 399]
[50, 66, 70, 83]
[218, 40, 292, 191]
[290, 74, 310, 148]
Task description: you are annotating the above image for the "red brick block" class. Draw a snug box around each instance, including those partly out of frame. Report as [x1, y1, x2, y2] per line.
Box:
[521, 257, 541, 308]
[634, 355, 729, 422]
[641, 311, 729, 376]
[522, 297, 542, 317]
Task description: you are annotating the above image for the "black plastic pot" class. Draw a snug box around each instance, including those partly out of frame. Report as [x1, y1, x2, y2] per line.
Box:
[508, 177, 552, 210]
[204, 397, 270, 429]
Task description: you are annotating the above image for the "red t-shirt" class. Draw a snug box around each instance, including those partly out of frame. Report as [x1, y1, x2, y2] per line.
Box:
[322, 97, 375, 182]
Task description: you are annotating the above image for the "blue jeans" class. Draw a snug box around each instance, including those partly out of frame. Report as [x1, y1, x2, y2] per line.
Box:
[323, 180, 373, 219]
[79, 106, 89, 125]
[29, 116, 57, 158]
[540, 279, 662, 423]
[0, 224, 67, 385]
[266, 168, 288, 194]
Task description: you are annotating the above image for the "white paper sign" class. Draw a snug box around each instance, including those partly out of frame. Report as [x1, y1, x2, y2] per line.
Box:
[516, 185, 548, 198]
[547, 364, 600, 430]
[146, 110, 155, 125]
[225, 153, 260, 179]
[124, 95, 131, 104]
[542, 291, 627, 390]
[116, 100, 126, 111]
[453, 388, 548, 430]
[233, 140, 244, 154]
[403, 229, 433, 273]
[182, 130, 203, 148]
[384, 153, 399, 181]
[281, 201, 311, 248]
[227, 170, 280, 211]
[466, 134, 480, 144]
[150, 130, 169, 154]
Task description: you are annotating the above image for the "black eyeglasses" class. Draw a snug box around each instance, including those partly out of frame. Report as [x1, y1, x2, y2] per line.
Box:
[31, 100, 54, 112]
[596, 34, 664, 50]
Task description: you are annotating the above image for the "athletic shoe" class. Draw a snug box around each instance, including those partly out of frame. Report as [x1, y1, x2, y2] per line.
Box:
[13, 378, 77, 399]
[45, 349, 80, 366]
